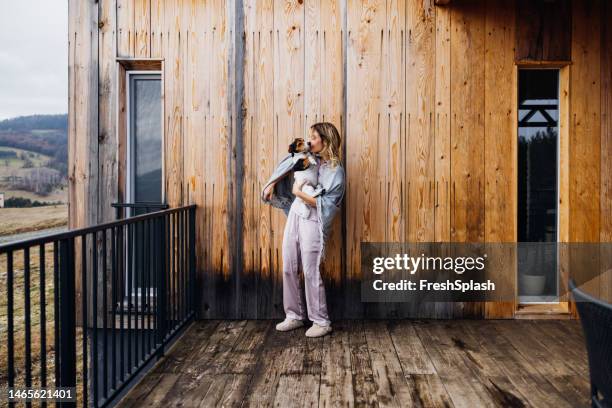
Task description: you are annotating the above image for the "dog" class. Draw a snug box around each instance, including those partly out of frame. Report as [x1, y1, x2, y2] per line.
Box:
[287, 137, 319, 218]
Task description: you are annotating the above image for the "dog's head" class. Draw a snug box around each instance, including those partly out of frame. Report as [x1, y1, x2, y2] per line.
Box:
[288, 137, 311, 155]
[288, 138, 315, 171]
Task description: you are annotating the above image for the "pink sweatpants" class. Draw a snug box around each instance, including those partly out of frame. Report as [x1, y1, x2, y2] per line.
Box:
[282, 205, 331, 327]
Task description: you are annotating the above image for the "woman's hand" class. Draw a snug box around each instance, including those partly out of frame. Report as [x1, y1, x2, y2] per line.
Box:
[293, 180, 317, 207]
[292, 179, 307, 195]
[263, 182, 276, 200]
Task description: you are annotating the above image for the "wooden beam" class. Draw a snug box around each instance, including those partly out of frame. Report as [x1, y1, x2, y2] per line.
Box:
[515, 0, 571, 62]
[116, 58, 163, 71]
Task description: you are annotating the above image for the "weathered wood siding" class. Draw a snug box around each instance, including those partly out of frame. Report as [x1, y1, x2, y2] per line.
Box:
[68, 0, 612, 319]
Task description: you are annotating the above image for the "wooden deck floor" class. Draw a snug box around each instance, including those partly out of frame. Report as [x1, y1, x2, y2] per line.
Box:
[117, 320, 590, 407]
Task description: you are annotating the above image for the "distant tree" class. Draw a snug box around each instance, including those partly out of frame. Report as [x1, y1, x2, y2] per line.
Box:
[0, 150, 17, 159]
[0, 114, 67, 132]
[4, 197, 62, 208]
[22, 157, 34, 168]
[8, 167, 62, 195]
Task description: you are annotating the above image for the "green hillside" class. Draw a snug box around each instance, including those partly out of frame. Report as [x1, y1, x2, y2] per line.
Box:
[0, 147, 50, 171]
[0, 114, 67, 177]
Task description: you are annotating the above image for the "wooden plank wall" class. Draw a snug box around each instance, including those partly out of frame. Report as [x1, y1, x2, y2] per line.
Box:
[68, 0, 612, 319]
[568, 0, 602, 311]
[601, 0, 612, 302]
[515, 0, 571, 62]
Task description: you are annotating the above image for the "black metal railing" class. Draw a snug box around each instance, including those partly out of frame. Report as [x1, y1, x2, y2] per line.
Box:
[1, 205, 196, 407]
[111, 202, 169, 220]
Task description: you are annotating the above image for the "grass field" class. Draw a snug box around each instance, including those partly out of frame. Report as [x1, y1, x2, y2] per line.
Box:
[1, 188, 67, 203]
[0, 146, 50, 169]
[0, 144, 66, 207]
[0, 205, 68, 237]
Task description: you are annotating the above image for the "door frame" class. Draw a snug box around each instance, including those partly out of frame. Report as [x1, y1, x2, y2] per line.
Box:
[124, 70, 165, 217]
[116, 59, 165, 300]
[116, 59, 166, 211]
[514, 62, 570, 313]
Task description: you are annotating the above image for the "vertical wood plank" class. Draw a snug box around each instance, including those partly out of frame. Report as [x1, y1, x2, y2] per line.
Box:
[134, 0, 151, 57]
[163, 0, 184, 208]
[484, 0, 516, 318]
[434, 3, 452, 318]
[229, 0, 246, 317]
[183, 0, 204, 314]
[569, 0, 601, 244]
[97, 0, 121, 329]
[386, 0, 405, 245]
[305, 0, 322, 127]
[406, 0, 435, 243]
[213, 0, 232, 313]
[450, 0, 486, 318]
[241, 0, 276, 318]
[601, 0, 612, 302]
[569, 0, 601, 308]
[117, 0, 135, 57]
[150, 0, 165, 58]
[346, 0, 386, 317]
[601, 0, 612, 243]
[68, 0, 99, 326]
[273, 0, 305, 316]
[241, 0, 257, 317]
[254, 0, 275, 318]
[68, 0, 99, 230]
[199, 0, 216, 317]
[450, 0, 485, 244]
[98, 0, 118, 223]
[434, 4, 451, 244]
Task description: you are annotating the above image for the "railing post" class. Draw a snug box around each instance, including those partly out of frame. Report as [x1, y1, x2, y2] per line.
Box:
[58, 237, 77, 407]
[189, 207, 196, 314]
[156, 215, 167, 356]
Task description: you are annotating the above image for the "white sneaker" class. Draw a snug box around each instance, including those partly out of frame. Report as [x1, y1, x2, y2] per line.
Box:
[305, 323, 332, 338]
[275, 317, 304, 332]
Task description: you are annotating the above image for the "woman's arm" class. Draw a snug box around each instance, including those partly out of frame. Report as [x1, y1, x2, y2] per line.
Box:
[263, 180, 276, 200]
[292, 180, 317, 207]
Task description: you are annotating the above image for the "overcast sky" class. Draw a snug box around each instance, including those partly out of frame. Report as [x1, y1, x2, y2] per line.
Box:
[0, 1, 67, 120]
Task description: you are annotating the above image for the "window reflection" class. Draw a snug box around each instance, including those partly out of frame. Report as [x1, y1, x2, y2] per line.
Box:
[129, 74, 162, 213]
[517, 69, 559, 303]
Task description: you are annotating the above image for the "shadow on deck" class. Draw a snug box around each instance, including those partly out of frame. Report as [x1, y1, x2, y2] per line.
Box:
[116, 319, 589, 407]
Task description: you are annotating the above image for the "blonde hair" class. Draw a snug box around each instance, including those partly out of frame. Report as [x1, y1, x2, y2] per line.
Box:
[310, 122, 342, 168]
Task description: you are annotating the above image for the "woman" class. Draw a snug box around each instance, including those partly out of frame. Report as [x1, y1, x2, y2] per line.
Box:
[261, 122, 345, 338]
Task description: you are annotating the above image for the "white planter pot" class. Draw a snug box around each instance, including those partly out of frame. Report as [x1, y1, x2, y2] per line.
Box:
[520, 274, 547, 296]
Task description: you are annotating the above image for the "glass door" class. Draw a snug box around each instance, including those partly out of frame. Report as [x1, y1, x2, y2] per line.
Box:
[517, 69, 560, 304]
[125, 72, 163, 298]
[126, 72, 163, 216]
